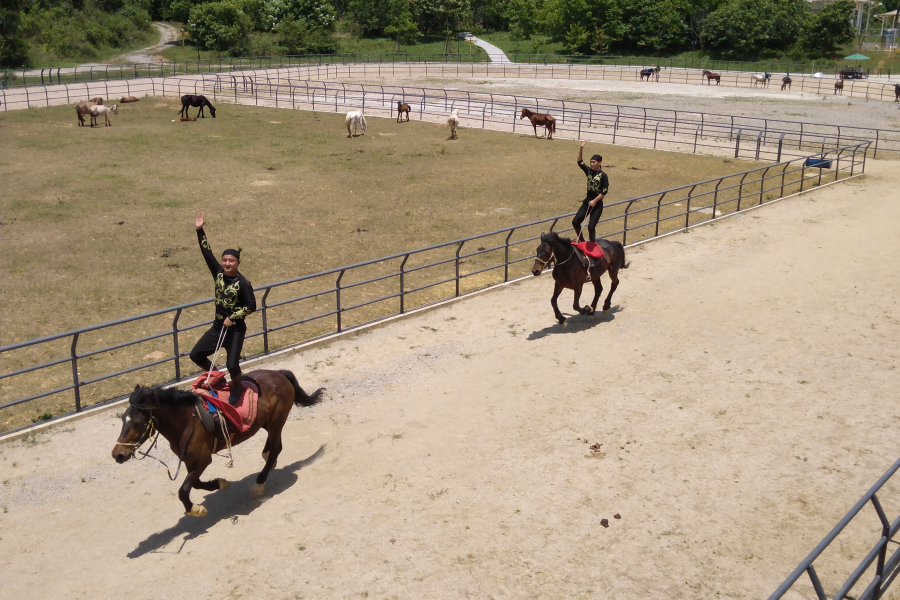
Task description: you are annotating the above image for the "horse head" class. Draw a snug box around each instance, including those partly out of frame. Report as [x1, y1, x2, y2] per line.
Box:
[208, 103, 216, 118]
[111, 385, 159, 464]
[520, 108, 531, 119]
[532, 233, 554, 276]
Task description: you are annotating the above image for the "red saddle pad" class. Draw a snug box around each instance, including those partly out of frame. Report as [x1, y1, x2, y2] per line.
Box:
[573, 241, 605, 259]
[192, 371, 259, 433]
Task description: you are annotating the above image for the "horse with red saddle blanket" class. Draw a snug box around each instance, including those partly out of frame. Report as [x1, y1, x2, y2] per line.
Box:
[112, 369, 323, 517]
[532, 232, 627, 326]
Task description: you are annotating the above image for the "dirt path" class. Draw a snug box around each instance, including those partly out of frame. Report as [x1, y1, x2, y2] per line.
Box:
[2, 159, 899, 599]
[116, 22, 179, 63]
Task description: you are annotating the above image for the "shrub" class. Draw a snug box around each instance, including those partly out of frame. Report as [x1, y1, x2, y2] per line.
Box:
[188, 1, 253, 55]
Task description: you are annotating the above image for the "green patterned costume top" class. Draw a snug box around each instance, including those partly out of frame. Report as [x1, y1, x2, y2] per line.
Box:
[197, 228, 256, 322]
[578, 161, 609, 198]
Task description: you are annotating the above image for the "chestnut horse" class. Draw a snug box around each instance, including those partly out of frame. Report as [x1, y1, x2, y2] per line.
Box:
[112, 369, 323, 516]
[520, 108, 556, 139]
[702, 70, 721, 85]
[834, 79, 844, 95]
[180, 94, 216, 118]
[532, 232, 627, 326]
[396, 101, 411, 122]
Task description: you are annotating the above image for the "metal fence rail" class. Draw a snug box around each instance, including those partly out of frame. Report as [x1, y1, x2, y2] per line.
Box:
[0, 142, 868, 433]
[1, 71, 897, 160]
[769, 454, 900, 600]
[3, 52, 897, 90]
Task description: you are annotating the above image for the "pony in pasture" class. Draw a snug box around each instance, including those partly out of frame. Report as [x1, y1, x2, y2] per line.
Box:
[112, 370, 324, 516]
[519, 108, 556, 139]
[396, 101, 411, 122]
[532, 231, 627, 326]
[751, 73, 770, 87]
[88, 103, 118, 127]
[781, 75, 792, 91]
[447, 109, 460, 139]
[179, 94, 216, 118]
[76, 97, 103, 126]
[120, 96, 140, 103]
[702, 70, 721, 85]
[834, 79, 844, 95]
[346, 110, 367, 137]
[640, 66, 661, 81]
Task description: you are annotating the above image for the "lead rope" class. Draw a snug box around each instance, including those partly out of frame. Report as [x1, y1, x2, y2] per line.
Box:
[204, 324, 228, 387]
[132, 417, 195, 481]
[217, 408, 234, 468]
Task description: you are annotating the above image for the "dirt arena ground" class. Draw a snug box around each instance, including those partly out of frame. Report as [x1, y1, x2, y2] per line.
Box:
[2, 156, 899, 599]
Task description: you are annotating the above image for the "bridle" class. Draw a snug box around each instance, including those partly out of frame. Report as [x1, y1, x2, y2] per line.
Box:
[534, 241, 574, 271]
[116, 400, 195, 481]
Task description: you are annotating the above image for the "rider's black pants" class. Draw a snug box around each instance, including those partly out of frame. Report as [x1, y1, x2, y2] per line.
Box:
[189, 319, 246, 378]
[572, 196, 604, 242]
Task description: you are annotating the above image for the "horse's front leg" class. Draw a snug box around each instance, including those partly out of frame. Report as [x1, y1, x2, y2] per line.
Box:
[179, 454, 212, 517]
[572, 282, 586, 315]
[551, 280, 566, 325]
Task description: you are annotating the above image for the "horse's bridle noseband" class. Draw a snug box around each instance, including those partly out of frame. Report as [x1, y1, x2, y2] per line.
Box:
[535, 241, 574, 270]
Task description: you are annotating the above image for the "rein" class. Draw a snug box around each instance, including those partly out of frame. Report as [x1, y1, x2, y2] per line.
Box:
[120, 404, 196, 481]
[535, 242, 575, 270]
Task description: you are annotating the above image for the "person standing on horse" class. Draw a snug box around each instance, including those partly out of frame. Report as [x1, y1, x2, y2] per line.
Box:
[190, 212, 256, 405]
[573, 141, 609, 243]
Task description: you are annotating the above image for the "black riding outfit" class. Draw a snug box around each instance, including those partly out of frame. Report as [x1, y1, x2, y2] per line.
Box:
[573, 161, 609, 242]
[189, 228, 256, 402]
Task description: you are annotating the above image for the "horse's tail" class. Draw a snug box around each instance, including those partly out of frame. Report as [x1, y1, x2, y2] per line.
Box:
[614, 241, 628, 269]
[550, 118, 556, 134]
[361, 114, 367, 126]
[279, 370, 324, 407]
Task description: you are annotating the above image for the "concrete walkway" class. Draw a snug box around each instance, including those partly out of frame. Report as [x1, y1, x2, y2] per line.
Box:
[459, 33, 513, 64]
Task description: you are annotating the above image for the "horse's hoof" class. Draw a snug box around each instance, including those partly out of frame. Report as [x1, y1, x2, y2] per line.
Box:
[251, 483, 266, 498]
[560, 320, 568, 329]
[218, 479, 230, 490]
[603, 307, 611, 313]
[186, 504, 207, 517]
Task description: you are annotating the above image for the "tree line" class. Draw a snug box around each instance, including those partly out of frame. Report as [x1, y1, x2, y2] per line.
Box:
[1, 0, 876, 68]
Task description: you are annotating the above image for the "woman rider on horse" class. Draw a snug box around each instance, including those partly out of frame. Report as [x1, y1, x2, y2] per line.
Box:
[190, 212, 256, 405]
[573, 141, 609, 243]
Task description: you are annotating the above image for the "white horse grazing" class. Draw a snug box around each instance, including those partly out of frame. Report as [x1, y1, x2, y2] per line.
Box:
[346, 110, 367, 137]
[88, 103, 118, 127]
[447, 109, 460, 139]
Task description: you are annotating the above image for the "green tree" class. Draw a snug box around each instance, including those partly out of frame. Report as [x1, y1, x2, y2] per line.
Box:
[701, 0, 809, 59]
[545, 0, 622, 53]
[803, 0, 853, 58]
[618, 0, 692, 54]
[188, 1, 253, 55]
[0, 6, 29, 67]
[383, 0, 421, 50]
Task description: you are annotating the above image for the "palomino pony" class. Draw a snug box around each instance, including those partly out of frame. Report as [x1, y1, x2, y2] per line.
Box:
[702, 70, 721, 85]
[640, 66, 661, 81]
[532, 232, 627, 326]
[76, 97, 103, 126]
[180, 94, 216, 118]
[396, 101, 411, 122]
[447, 109, 460, 139]
[751, 73, 770, 87]
[88, 103, 118, 127]
[520, 108, 556, 139]
[346, 110, 367, 137]
[112, 369, 324, 516]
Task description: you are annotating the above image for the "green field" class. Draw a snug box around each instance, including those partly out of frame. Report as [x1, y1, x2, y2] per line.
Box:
[0, 99, 759, 430]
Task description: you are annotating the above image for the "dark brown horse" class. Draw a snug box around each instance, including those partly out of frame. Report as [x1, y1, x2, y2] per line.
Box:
[781, 75, 792, 91]
[834, 79, 843, 95]
[702, 70, 720, 85]
[532, 232, 627, 326]
[520, 108, 556, 139]
[640, 66, 660, 81]
[112, 369, 323, 516]
[396, 101, 411, 122]
[180, 94, 216, 118]
[894, 83, 899, 101]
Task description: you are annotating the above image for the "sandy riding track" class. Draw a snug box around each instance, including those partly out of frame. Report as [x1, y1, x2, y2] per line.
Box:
[2, 161, 900, 599]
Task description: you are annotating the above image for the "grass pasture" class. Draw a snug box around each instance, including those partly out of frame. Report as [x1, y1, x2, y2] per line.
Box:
[1, 99, 758, 431]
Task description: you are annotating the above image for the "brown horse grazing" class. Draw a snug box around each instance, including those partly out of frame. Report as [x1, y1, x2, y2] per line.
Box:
[834, 79, 844, 95]
[76, 97, 103, 126]
[520, 108, 556, 139]
[532, 232, 627, 326]
[895, 83, 900, 101]
[781, 75, 792, 91]
[180, 94, 216, 118]
[702, 70, 720, 85]
[396, 101, 411, 122]
[112, 369, 323, 516]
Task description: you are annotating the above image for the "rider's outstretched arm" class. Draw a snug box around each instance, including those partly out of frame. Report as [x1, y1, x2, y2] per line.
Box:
[195, 212, 220, 277]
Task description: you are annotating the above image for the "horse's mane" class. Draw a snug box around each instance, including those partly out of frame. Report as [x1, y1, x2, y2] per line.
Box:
[545, 231, 572, 246]
[132, 386, 199, 407]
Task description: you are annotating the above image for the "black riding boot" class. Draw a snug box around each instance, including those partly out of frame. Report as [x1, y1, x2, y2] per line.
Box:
[228, 374, 243, 406]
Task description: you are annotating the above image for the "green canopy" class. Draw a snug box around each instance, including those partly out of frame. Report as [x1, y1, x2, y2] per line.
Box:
[843, 53, 870, 60]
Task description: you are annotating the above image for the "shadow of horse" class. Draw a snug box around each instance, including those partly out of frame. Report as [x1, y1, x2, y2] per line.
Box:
[127, 444, 325, 558]
[527, 306, 622, 341]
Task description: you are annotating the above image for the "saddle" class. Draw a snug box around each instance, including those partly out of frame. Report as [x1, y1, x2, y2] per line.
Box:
[573, 241, 605, 281]
[191, 371, 259, 434]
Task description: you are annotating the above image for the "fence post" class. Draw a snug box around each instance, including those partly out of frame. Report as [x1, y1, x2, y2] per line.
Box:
[759, 167, 770, 204]
[335, 270, 345, 332]
[400, 254, 409, 313]
[780, 162, 790, 197]
[261, 288, 271, 354]
[693, 126, 700, 154]
[734, 129, 742, 158]
[653, 121, 659, 149]
[777, 133, 785, 163]
[737, 172, 749, 210]
[623, 200, 634, 245]
[685, 185, 697, 229]
[172, 309, 182, 381]
[504, 229, 515, 282]
[455, 242, 464, 297]
[655, 192, 667, 236]
[755, 131, 763, 161]
[71, 333, 81, 412]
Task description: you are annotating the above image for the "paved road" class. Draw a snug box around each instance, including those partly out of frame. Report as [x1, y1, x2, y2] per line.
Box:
[459, 33, 513, 64]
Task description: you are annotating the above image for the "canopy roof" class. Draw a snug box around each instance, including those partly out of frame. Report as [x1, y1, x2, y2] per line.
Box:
[843, 53, 870, 60]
